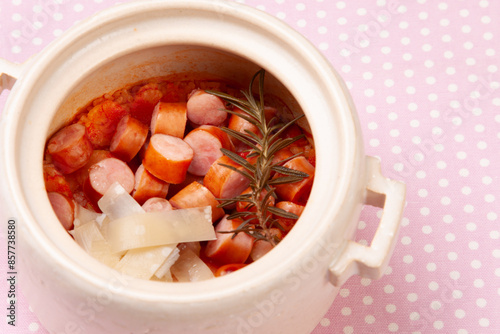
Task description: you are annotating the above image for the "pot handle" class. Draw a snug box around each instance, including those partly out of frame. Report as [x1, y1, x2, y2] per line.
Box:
[328, 156, 406, 287]
[0, 58, 24, 93]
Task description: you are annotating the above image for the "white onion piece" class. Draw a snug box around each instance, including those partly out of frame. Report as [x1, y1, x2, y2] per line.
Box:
[73, 204, 101, 228]
[71, 221, 120, 267]
[72, 220, 103, 252]
[95, 213, 108, 228]
[89, 240, 121, 268]
[106, 206, 215, 253]
[151, 272, 173, 282]
[171, 248, 214, 282]
[154, 247, 180, 279]
[98, 182, 144, 220]
[98, 215, 111, 240]
[115, 245, 176, 280]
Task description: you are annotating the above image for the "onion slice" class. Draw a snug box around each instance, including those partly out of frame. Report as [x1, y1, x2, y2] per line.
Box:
[73, 204, 102, 228]
[106, 206, 215, 253]
[71, 221, 121, 267]
[171, 247, 214, 282]
[98, 182, 145, 220]
[114, 245, 176, 280]
[154, 247, 181, 280]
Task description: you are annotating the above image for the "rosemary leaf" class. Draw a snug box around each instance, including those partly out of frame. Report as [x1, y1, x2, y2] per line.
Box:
[219, 149, 255, 172]
[217, 200, 239, 208]
[261, 188, 276, 204]
[271, 165, 310, 177]
[247, 152, 260, 158]
[226, 211, 255, 221]
[218, 194, 256, 208]
[223, 108, 261, 127]
[267, 135, 305, 157]
[270, 152, 305, 167]
[217, 163, 255, 183]
[268, 175, 307, 185]
[268, 115, 305, 142]
[269, 220, 286, 232]
[243, 129, 263, 143]
[221, 128, 261, 150]
[206, 69, 308, 247]
[204, 90, 251, 112]
[267, 206, 300, 219]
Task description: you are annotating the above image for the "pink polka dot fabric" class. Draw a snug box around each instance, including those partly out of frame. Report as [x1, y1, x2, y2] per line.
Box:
[1, 1, 499, 333]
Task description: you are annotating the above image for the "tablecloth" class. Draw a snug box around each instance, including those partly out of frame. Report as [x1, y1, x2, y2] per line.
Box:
[1, 0, 498, 333]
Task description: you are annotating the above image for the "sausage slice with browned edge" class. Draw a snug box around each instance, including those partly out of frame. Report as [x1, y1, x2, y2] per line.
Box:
[142, 197, 173, 213]
[227, 108, 260, 152]
[186, 89, 227, 126]
[203, 155, 250, 200]
[274, 201, 305, 232]
[150, 102, 187, 138]
[110, 115, 149, 162]
[132, 164, 169, 204]
[204, 215, 254, 264]
[48, 192, 75, 231]
[274, 156, 315, 205]
[143, 134, 194, 184]
[68, 150, 114, 188]
[47, 123, 93, 174]
[184, 125, 233, 176]
[169, 181, 225, 223]
[87, 157, 135, 198]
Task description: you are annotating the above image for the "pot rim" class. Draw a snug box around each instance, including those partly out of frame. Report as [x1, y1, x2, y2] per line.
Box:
[4, 0, 361, 303]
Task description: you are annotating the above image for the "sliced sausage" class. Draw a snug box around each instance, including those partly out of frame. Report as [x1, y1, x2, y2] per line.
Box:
[228, 108, 260, 135]
[47, 123, 93, 174]
[271, 148, 294, 167]
[47, 192, 75, 231]
[142, 197, 173, 212]
[307, 147, 316, 167]
[203, 155, 250, 200]
[215, 263, 247, 277]
[150, 102, 187, 138]
[110, 115, 149, 162]
[167, 173, 204, 198]
[282, 124, 309, 147]
[186, 89, 227, 126]
[204, 215, 254, 264]
[88, 157, 135, 196]
[68, 150, 114, 188]
[169, 181, 225, 222]
[227, 108, 260, 152]
[274, 201, 305, 232]
[184, 125, 233, 176]
[43, 163, 73, 197]
[249, 228, 282, 261]
[263, 106, 278, 123]
[274, 156, 315, 205]
[142, 134, 194, 184]
[250, 240, 273, 262]
[132, 164, 169, 204]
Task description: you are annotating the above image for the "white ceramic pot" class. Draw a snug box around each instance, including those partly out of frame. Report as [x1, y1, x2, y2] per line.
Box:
[0, 1, 406, 333]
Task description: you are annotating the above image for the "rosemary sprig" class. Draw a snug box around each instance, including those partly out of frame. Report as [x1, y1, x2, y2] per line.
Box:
[206, 69, 309, 246]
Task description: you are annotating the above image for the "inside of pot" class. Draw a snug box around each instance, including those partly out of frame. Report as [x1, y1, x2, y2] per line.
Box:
[45, 44, 316, 282]
[51, 45, 308, 136]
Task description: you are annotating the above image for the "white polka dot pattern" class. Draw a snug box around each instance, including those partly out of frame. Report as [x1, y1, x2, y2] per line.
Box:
[0, 1, 499, 333]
